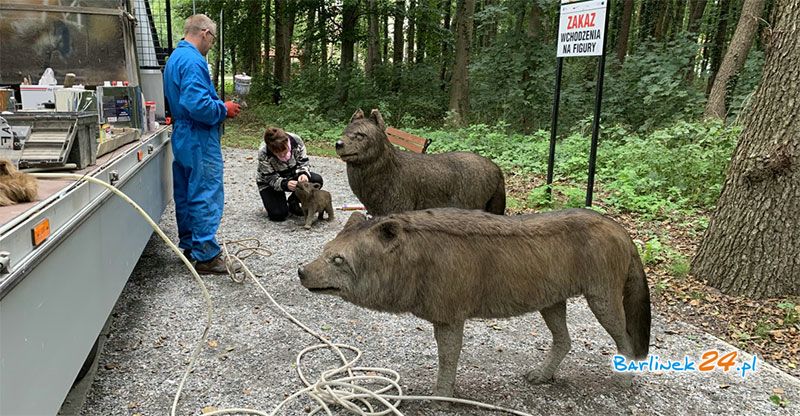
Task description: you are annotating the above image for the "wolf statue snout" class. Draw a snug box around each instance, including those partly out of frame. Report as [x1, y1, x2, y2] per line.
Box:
[335, 140, 344, 149]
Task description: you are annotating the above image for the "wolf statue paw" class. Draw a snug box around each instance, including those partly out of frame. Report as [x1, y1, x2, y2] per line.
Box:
[525, 369, 555, 385]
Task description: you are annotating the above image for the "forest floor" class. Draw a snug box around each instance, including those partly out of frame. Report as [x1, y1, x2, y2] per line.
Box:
[503, 172, 800, 389]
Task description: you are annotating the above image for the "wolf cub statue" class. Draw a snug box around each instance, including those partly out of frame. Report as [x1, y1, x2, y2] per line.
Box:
[293, 181, 334, 229]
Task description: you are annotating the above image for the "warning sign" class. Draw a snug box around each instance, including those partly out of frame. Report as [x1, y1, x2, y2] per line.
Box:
[557, 0, 607, 57]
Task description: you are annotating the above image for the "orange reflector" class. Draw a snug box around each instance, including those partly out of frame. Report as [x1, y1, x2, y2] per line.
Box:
[32, 218, 50, 247]
[137, 150, 143, 161]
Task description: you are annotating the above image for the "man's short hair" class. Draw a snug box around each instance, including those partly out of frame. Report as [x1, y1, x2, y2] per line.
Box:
[184, 14, 217, 37]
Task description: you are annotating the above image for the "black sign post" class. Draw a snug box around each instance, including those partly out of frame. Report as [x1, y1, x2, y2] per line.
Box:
[546, 0, 609, 207]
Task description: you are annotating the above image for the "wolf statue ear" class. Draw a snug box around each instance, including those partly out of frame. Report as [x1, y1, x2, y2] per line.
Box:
[343, 211, 367, 231]
[369, 109, 386, 131]
[350, 109, 365, 123]
[374, 219, 401, 246]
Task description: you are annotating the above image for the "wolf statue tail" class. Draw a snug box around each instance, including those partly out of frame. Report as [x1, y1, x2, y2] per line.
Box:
[485, 173, 506, 215]
[623, 250, 651, 359]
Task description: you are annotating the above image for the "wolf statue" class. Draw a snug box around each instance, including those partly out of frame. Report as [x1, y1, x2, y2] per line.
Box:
[299, 208, 651, 397]
[336, 109, 506, 216]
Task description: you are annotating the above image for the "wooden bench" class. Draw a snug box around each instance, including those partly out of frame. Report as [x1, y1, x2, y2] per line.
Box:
[386, 127, 432, 153]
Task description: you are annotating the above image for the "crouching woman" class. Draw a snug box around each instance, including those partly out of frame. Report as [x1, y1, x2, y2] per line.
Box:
[256, 127, 324, 221]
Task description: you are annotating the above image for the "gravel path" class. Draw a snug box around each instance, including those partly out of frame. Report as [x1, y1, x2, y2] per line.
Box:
[78, 148, 799, 416]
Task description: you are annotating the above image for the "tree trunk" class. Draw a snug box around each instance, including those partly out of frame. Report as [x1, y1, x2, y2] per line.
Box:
[687, 0, 708, 34]
[638, 0, 658, 41]
[338, 0, 359, 104]
[704, 0, 766, 119]
[692, 0, 800, 298]
[366, 0, 381, 77]
[416, 0, 426, 63]
[483, 0, 498, 47]
[283, 2, 296, 82]
[653, 0, 670, 41]
[614, 0, 633, 65]
[521, 1, 543, 132]
[526, 0, 543, 40]
[245, 0, 261, 76]
[274, 0, 287, 104]
[263, 0, 271, 76]
[213, 39, 221, 92]
[667, 0, 687, 40]
[707, 0, 732, 94]
[406, 0, 416, 64]
[392, 0, 405, 91]
[448, 0, 475, 126]
[393, 0, 405, 65]
[440, 0, 452, 90]
[383, 12, 390, 63]
[301, 6, 316, 69]
[319, 4, 328, 67]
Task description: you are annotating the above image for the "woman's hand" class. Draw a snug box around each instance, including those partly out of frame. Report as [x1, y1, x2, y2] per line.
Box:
[298, 174, 309, 183]
[287, 180, 298, 191]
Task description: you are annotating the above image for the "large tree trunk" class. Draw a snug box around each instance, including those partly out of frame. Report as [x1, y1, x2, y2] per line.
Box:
[366, 0, 380, 77]
[614, 0, 633, 65]
[692, 0, 800, 298]
[448, 0, 475, 126]
[704, 0, 766, 119]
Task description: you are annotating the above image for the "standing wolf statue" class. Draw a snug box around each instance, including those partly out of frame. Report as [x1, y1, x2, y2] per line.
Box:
[336, 109, 506, 215]
[299, 208, 651, 397]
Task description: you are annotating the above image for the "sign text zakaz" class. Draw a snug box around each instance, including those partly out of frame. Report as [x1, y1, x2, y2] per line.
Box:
[557, 0, 607, 57]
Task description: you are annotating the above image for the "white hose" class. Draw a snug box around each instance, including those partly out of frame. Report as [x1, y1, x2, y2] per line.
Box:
[31, 173, 534, 416]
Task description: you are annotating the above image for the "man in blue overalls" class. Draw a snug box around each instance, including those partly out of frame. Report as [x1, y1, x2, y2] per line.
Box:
[164, 14, 241, 274]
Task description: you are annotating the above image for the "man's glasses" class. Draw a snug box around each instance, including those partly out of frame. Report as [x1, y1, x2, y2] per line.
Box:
[205, 29, 217, 41]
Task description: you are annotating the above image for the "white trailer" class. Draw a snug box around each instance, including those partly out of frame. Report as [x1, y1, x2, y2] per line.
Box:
[0, 1, 174, 413]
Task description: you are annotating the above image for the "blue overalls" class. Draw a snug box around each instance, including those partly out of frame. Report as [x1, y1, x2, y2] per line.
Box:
[163, 40, 228, 262]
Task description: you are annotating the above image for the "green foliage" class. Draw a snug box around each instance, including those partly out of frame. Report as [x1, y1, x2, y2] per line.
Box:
[598, 120, 739, 216]
[769, 394, 789, 408]
[669, 254, 691, 279]
[422, 119, 738, 217]
[604, 39, 708, 132]
[637, 237, 665, 266]
[777, 301, 799, 326]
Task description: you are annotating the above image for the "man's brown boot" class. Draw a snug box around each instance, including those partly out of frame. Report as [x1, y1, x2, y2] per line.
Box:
[194, 254, 242, 275]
